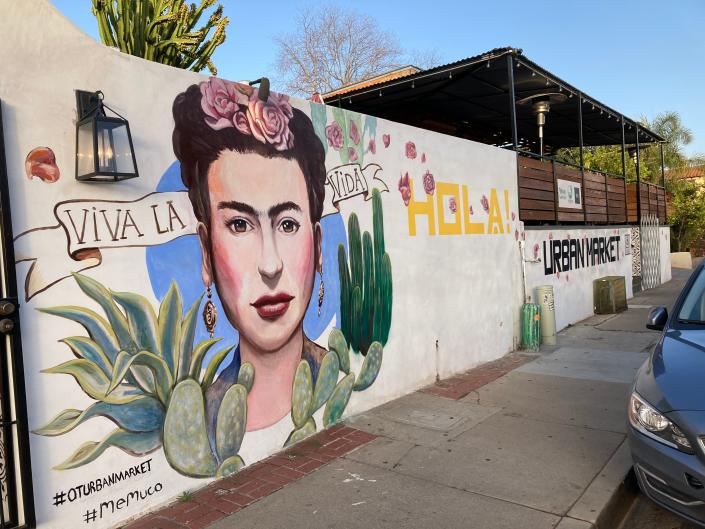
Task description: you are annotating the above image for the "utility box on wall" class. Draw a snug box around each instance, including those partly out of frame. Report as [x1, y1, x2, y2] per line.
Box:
[593, 276, 627, 314]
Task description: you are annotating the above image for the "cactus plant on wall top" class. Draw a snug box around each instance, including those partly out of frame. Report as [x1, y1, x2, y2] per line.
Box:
[91, 0, 229, 75]
[338, 188, 393, 354]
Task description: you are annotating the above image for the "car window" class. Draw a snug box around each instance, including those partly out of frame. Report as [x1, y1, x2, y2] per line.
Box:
[678, 269, 705, 323]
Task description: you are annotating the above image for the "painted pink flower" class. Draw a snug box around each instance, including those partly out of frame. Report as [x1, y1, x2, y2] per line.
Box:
[200, 77, 251, 130]
[405, 141, 417, 159]
[398, 172, 411, 206]
[25, 147, 60, 182]
[238, 90, 294, 151]
[349, 120, 360, 145]
[368, 138, 376, 154]
[556, 271, 561, 278]
[421, 153, 426, 163]
[515, 229, 519, 240]
[511, 212, 516, 221]
[449, 197, 457, 214]
[325, 121, 344, 150]
[469, 205, 474, 215]
[549, 232, 554, 240]
[533, 243, 540, 259]
[481, 194, 489, 213]
[422, 169, 435, 195]
[348, 147, 358, 162]
[521, 231, 526, 240]
[383, 134, 391, 148]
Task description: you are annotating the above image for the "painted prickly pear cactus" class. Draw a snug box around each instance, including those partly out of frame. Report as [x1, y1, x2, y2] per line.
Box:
[33, 273, 252, 478]
[338, 188, 393, 354]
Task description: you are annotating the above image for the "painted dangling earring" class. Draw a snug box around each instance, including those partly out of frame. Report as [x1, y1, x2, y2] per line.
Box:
[203, 285, 217, 338]
[317, 271, 325, 316]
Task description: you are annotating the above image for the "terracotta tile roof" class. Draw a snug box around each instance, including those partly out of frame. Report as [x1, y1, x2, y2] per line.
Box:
[667, 165, 705, 180]
[322, 65, 422, 98]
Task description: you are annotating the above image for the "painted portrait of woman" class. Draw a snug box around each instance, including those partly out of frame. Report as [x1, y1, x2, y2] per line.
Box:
[172, 79, 328, 435]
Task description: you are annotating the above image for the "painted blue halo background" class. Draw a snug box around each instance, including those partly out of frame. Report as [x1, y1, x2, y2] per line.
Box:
[146, 161, 346, 377]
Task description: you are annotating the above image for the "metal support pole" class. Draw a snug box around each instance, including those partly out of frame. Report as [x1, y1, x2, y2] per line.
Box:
[507, 54, 518, 151]
[635, 125, 642, 223]
[577, 92, 586, 222]
[0, 99, 36, 529]
[660, 142, 666, 187]
[621, 116, 627, 222]
[577, 92, 584, 168]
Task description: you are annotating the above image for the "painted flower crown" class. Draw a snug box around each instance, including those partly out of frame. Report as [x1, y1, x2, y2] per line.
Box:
[200, 77, 294, 151]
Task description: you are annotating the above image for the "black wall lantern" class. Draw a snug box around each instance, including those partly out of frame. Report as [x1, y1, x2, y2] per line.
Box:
[75, 90, 138, 182]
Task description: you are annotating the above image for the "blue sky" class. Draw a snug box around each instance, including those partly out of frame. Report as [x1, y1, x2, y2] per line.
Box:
[51, 0, 705, 156]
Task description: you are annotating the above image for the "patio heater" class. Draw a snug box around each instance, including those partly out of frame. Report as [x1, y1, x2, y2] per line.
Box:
[517, 92, 567, 157]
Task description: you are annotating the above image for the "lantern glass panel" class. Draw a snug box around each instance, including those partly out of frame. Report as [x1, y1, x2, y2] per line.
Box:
[96, 119, 135, 174]
[76, 119, 95, 178]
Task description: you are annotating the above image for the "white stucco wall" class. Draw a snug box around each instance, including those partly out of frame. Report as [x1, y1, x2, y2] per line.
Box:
[1, 2, 523, 528]
[523, 226, 634, 332]
[660, 227, 672, 283]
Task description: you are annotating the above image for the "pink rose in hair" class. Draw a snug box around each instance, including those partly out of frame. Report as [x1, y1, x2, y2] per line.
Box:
[326, 122, 344, 150]
[348, 147, 358, 162]
[383, 134, 391, 148]
[422, 169, 435, 195]
[349, 120, 360, 145]
[405, 141, 417, 159]
[241, 91, 294, 151]
[200, 78, 251, 130]
[398, 172, 411, 206]
[368, 138, 376, 154]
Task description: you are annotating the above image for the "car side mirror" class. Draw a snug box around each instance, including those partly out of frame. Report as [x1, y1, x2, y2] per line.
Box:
[646, 306, 668, 331]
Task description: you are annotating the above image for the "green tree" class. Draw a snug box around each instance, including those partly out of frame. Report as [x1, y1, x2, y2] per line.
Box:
[639, 112, 693, 182]
[555, 111, 693, 184]
[91, 0, 228, 75]
[667, 176, 705, 252]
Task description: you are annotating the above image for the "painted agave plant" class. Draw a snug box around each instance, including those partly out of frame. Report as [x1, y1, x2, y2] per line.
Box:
[33, 273, 250, 478]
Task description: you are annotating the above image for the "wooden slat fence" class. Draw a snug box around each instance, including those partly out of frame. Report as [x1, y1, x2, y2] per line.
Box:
[517, 155, 555, 222]
[626, 182, 668, 224]
[518, 154, 632, 225]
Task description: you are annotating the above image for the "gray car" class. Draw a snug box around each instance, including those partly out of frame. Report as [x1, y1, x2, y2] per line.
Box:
[628, 262, 705, 526]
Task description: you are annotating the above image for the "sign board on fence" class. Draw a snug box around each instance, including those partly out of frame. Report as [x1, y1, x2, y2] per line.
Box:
[557, 178, 582, 209]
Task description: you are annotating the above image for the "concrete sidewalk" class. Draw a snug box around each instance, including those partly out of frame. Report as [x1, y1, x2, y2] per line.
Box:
[205, 269, 691, 529]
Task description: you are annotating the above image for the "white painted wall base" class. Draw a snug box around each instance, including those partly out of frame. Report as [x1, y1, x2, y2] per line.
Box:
[524, 226, 633, 332]
[671, 252, 692, 269]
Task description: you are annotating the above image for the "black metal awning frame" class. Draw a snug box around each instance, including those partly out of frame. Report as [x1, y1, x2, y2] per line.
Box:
[324, 47, 668, 209]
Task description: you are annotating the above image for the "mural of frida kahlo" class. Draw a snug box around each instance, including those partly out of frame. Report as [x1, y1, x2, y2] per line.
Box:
[173, 79, 331, 432]
[34, 78, 392, 479]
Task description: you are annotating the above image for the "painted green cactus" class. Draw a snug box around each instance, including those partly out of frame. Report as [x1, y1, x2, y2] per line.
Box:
[338, 188, 393, 354]
[284, 240, 390, 444]
[33, 273, 251, 478]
